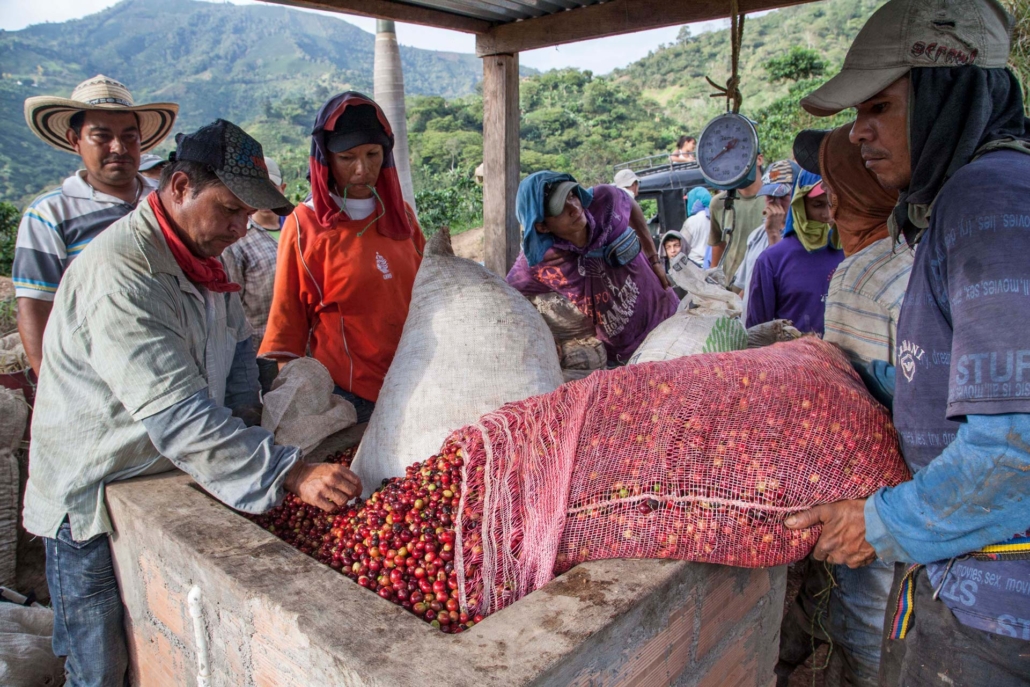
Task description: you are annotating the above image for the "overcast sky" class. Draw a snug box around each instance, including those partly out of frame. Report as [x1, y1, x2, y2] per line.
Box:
[0, 0, 736, 74]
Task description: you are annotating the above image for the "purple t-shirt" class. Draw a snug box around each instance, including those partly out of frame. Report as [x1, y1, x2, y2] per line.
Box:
[507, 185, 679, 363]
[745, 234, 844, 334]
[894, 149, 1030, 637]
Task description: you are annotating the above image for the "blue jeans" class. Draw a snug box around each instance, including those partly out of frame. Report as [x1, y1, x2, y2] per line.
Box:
[333, 386, 376, 425]
[778, 558, 894, 687]
[45, 520, 128, 687]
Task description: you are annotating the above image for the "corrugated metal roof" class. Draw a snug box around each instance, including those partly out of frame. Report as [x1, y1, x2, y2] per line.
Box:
[402, 0, 605, 23]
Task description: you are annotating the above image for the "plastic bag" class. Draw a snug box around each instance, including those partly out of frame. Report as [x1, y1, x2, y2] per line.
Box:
[261, 357, 357, 457]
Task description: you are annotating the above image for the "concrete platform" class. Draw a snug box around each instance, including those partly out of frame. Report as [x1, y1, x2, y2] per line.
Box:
[106, 436, 786, 686]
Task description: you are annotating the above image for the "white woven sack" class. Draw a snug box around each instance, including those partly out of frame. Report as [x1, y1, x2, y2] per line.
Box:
[352, 228, 563, 497]
[529, 292, 595, 342]
[261, 358, 357, 457]
[629, 311, 748, 364]
[0, 599, 64, 687]
[667, 253, 743, 318]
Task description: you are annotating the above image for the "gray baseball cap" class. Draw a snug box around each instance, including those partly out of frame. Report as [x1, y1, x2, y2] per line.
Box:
[545, 181, 581, 217]
[802, 0, 1013, 117]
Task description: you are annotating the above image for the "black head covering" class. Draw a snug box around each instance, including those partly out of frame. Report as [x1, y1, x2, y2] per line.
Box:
[895, 66, 1029, 245]
[325, 104, 392, 154]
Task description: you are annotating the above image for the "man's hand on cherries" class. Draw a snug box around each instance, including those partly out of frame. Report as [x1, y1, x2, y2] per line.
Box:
[784, 499, 877, 568]
[285, 461, 363, 512]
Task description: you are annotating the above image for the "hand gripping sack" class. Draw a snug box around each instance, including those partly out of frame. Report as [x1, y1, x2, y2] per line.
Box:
[447, 338, 909, 617]
[352, 229, 563, 497]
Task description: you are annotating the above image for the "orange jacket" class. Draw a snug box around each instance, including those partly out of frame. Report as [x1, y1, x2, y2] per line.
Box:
[259, 202, 425, 401]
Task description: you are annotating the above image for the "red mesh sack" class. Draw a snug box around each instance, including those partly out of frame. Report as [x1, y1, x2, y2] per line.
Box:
[451, 338, 910, 617]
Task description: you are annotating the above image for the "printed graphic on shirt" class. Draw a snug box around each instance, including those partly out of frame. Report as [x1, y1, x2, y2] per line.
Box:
[952, 350, 1030, 402]
[898, 340, 924, 382]
[376, 252, 393, 280]
[894, 150, 1030, 638]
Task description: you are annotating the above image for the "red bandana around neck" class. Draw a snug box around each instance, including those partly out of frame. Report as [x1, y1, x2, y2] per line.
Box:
[148, 192, 241, 293]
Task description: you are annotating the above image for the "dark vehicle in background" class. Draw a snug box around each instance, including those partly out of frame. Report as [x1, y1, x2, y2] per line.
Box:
[613, 155, 709, 246]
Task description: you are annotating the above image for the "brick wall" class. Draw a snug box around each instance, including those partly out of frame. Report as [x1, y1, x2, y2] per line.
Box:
[107, 472, 785, 687]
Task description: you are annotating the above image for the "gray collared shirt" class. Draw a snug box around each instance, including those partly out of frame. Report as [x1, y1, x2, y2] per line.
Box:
[23, 198, 298, 541]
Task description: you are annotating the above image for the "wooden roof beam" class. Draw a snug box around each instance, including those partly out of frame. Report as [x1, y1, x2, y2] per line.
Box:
[258, 0, 495, 34]
[476, 0, 815, 56]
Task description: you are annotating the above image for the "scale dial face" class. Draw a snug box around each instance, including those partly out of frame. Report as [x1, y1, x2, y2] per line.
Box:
[697, 113, 760, 189]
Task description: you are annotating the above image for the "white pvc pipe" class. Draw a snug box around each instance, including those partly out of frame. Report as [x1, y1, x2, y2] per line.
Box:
[187, 586, 211, 687]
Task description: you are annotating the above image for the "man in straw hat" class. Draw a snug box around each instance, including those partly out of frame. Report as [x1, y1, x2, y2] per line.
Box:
[14, 75, 178, 376]
[782, 0, 1030, 682]
[22, 119, 362, 685]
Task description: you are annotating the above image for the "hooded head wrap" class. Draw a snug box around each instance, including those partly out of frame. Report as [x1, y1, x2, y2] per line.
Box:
[784, 169, 838, 252]
[893, 66, 1029, 245]
[819, 124, 899, 256]
[516, 171, 595, 266]
[686, 187, 711, 218]
[309, 91, 414, 239]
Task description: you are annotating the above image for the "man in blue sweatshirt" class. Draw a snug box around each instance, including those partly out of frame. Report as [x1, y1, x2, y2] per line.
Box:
[785, 0, 1030, 682]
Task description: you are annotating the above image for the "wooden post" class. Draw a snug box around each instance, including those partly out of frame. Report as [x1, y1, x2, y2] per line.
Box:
[481, 52, 521, 277]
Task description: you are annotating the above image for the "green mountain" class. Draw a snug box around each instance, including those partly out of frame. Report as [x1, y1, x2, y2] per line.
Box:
[0, 0, 531, 205]
[611, 0, 887, 140]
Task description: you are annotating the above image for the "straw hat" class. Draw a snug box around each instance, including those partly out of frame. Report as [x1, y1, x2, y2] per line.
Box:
[24, 74, 178, 153]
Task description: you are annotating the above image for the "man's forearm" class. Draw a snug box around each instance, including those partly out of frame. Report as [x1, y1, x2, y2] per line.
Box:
[17, 297, 53, 376]
[141, 389, 300, 514]
[710, 242, 726, 268]
[865, 413, 1030, 564]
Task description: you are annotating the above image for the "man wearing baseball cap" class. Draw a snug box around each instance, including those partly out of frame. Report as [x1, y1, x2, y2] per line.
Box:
[612, 168, 640, 199]
[14, 74, 178, 376]
[23, 120, 362, 685]
[783, 0, 1030, 681]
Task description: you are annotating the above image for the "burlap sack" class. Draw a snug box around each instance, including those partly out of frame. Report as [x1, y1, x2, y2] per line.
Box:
[0, 591, 65, 687]
[629, 311, 748, 364]
[352, 228, 562, 497]
[0, 451, 16, 589]
[667, 253, 743, 318]
[261, 358, 357, 457]
[529, 292, 595, 342]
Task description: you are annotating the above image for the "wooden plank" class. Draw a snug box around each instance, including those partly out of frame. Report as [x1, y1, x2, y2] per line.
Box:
[256, 0, 495, 34]
[482, 53, 522, 277]
[476, 0, 817, 55]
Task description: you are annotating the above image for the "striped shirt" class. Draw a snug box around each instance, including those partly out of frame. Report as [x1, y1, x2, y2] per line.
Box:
[12, 171, 155, 300]
[823, 237, 915, 365]
[221, 219, 280, 348]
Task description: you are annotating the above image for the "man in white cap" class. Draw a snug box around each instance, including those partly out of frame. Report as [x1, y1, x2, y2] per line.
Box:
[14, 75, 178, 375]
[612, 168, 640, 199]
[782, 0, 1030, 682]
[222, 156, 288, 392]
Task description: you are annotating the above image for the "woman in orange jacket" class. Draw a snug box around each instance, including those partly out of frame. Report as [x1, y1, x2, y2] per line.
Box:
[260, 92, 425, 423]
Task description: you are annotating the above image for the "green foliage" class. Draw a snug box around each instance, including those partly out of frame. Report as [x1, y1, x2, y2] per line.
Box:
[1003, 0, 1030, 113]
[753, 78, 851, 164]
[413, 169, 482, 237]
[765, 47, 827, 83]
[612, 0, 886, 135]
[0, 201, 19, 276]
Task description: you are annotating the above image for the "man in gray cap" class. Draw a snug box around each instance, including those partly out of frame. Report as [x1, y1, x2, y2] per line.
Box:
[24, 120, 361, 685]
[783, 0, 1030, 682]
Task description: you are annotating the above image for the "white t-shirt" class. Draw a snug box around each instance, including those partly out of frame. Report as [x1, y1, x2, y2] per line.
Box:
[682, 211, 709, 267]
[330, 193, 378, 221]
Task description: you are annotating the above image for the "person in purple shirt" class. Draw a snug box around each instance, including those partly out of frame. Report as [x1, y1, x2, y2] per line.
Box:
[506, 171, 677, 364]
[745, 169, 844, 334]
